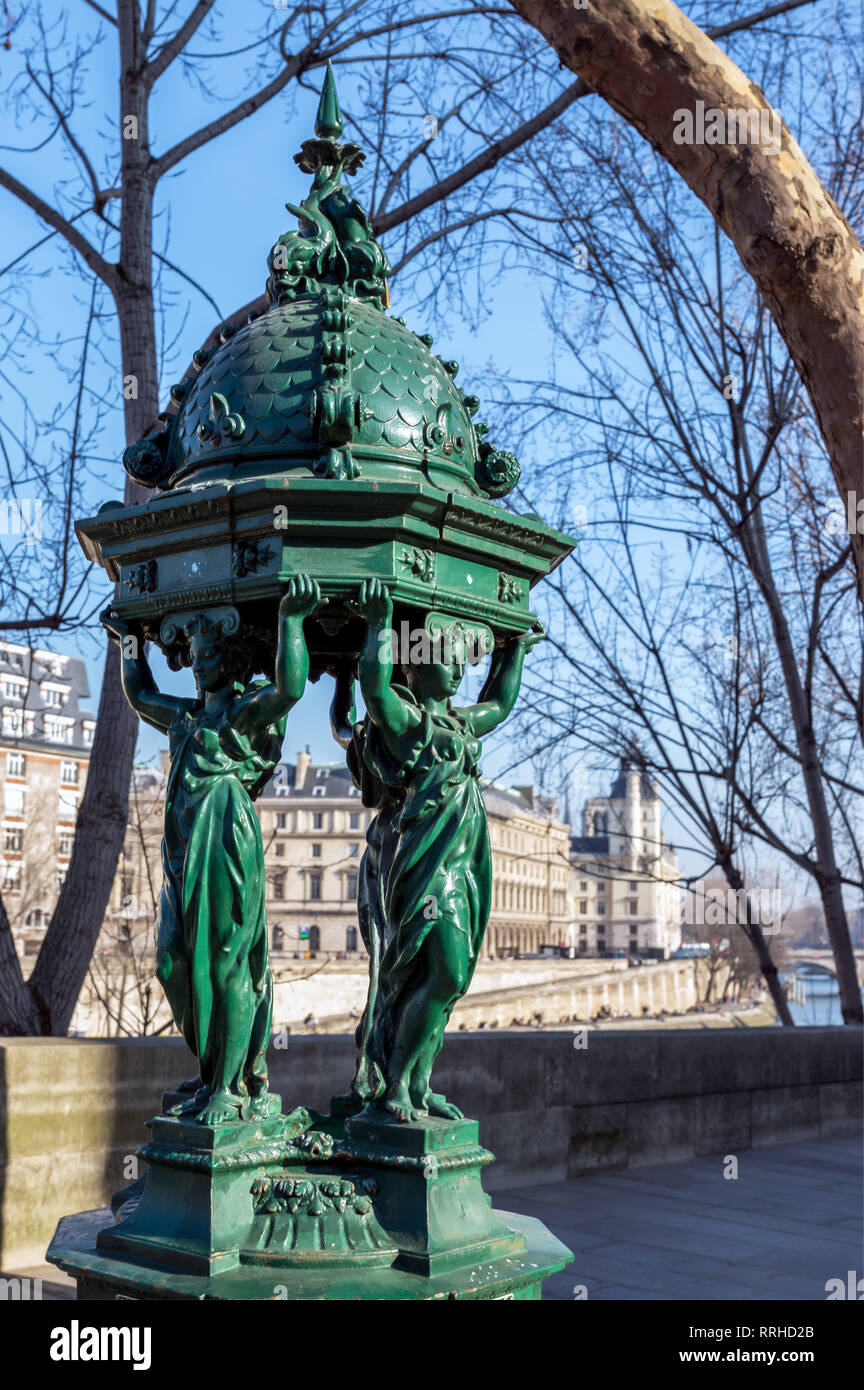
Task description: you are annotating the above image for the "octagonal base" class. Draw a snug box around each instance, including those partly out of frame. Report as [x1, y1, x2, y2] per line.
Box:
[48, 1207, 569, 1300]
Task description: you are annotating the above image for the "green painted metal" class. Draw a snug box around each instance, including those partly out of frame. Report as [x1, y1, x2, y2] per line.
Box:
[340, 578, 544, 1122]
[50, 65, 575, 1301]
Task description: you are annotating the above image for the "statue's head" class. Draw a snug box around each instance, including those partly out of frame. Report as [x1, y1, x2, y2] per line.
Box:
[404, 647, 466, 703]
[187, 620, 251, 694]
[160, 606, 253, 694]
[401, 619, 490, 703]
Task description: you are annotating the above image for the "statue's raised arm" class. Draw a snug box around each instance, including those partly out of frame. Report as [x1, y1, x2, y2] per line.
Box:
[101, 606, 196, 733]
[458, 623, 546, 737]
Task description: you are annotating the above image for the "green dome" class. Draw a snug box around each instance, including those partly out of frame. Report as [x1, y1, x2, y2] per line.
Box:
[121, 64, 520, 502]
[163, 294, 483, 495]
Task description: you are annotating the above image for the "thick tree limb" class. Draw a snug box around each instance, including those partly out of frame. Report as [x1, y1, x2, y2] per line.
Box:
[508, 0, 864, 591]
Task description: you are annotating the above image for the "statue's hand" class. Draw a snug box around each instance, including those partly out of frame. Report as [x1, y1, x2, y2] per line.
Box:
[516, 621, 546, 651]
[280, 574, 321, 618]
[353, 578, 393, 626]
[101, 605, 135, 647]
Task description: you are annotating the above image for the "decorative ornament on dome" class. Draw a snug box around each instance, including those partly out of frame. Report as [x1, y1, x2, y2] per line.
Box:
[265, 62, 392, 309]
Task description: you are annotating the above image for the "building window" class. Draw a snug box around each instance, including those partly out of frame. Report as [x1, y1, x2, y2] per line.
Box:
[58, 790, 77, 819]
[56, 868, 66, 889]
[348, 842, 359, 858]
[629, 881, 638, 890]
[272, 924, 285, 953]
[4, 827, 22, 852]
[41, 686, 65, 709]
[349, 812, 360, 829]
[579, 900, 587, 914]
[628, 900, 638, 915]
[58, 831, 74, 855]
[274, 842, 284, 858]
[597, 901, 606, 914]
[3, 785, 24, 814]
[309, 872, 322, 901]
[308, 925, 321, 953]
[579, 880, 588, 890]
[578, 923, 587, 936]
[2, 707, 24, 736]
[60, 760, 79, 785]
[24, 909, 44, 928]
[2, 862, 22, 890]
[272, 873, 285, 900]
[1, 677, 24, 699]
[82, 722, 95, 746]
[5, 752, 24, 778]
[346, 871, 358, 898]
[276, 812, 287, 829]
[312, 812, 323, 830]
[312, 785, 326, 797]
[44, 716, 73, 743]
[346, 925, 357, 952]
[311, 843, 321, 858]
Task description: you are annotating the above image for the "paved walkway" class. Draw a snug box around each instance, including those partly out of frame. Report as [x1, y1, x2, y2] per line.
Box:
[10, 1135, 860, 1301]
[495, 1134, 863, 1300]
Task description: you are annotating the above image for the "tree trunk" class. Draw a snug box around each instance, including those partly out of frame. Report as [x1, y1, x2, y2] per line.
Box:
[16, 6, 159, 1034]
[737, 479, 862, 1022]
[721, 860, 795, 1026]
[509, 0, 864, 593]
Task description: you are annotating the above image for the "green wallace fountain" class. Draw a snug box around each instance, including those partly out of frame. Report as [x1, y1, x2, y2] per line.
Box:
[47, 67, 575, 1301]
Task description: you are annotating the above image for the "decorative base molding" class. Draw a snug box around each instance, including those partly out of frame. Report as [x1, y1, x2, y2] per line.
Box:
[47, 1103, 571, 1300]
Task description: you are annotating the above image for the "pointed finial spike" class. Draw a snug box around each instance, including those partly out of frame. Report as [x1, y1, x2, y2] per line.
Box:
[315, 61, 343, 140]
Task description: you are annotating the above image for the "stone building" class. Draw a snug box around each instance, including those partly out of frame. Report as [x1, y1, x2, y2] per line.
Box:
[569, 759, 682, 958]
[0, 640, 95, 957]
[255, 754, 571, 960]
[483, 782, 571, 957]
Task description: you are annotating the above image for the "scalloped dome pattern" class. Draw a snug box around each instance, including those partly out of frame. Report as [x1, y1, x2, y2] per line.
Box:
[166, 295, 478, 484]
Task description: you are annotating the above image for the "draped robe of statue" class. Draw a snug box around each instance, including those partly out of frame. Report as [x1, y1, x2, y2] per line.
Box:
[348, 686, 493, 1100]
[157, 680, 284, 1107]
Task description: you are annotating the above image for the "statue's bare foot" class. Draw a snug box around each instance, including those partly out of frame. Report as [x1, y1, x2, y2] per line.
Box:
[424, 1091, 463, 1120]
[195, 1089, 243, 1126]
[384, 1083, 422, 1123]
[177, 1075, 202, 1093]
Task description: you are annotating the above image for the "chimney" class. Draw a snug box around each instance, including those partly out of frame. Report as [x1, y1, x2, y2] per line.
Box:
[295, 750, 311, 790]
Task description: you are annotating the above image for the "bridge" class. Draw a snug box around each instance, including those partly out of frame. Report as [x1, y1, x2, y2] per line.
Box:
[789, 948, 864, 983]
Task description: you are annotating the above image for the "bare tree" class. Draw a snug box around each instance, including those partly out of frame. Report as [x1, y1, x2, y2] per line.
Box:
[509, 0, 864, 591]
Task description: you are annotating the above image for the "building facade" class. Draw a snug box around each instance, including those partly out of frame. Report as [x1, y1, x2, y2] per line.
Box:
[569, 760, 682, 958]
[0, 640, 95, 957]
[256, 756, 572, 959]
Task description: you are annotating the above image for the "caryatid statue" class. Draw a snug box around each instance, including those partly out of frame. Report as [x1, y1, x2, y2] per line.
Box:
[342, 579, 543, 1123]
[101, 576, 320, 1125]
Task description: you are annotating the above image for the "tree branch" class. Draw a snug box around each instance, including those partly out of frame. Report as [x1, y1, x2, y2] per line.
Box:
[81, 0, 118, 24]
[0, 166, 115, 287]
[375, 76, 590, 235]
[144, 0, 216, 85]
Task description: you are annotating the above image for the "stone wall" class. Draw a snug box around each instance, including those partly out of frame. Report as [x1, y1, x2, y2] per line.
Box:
[1, 1027, 860, 1268]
